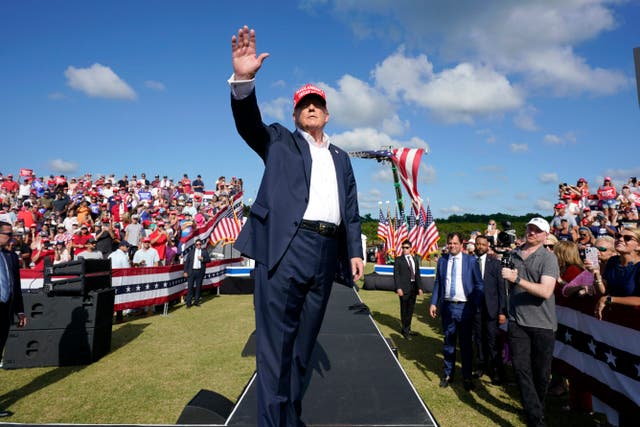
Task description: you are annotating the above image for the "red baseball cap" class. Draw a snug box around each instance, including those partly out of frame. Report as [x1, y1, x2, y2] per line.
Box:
[554, 202, 566, 209]
[293, 84, 326, 109]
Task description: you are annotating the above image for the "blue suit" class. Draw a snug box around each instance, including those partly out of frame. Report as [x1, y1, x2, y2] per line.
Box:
[431, 253, 483, 380]
[231, 90, 362, 426]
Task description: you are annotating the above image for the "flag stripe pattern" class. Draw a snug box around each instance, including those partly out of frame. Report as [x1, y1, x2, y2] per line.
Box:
[391, 148, 424, 213]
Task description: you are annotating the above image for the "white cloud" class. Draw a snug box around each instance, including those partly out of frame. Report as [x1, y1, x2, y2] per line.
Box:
[539, 172, 559, 183]
[48, 158, 78, 173]
[64, 63, 136, 100]
[48, 92, 65, 100]
[330, 127, 429, 151]
[510, 143, 528, 152]
[544, 132, 577, 145]
[373, 48, 523, 123]
[144, 80, 165, 91]
[441, 205, 465, 215]
[271, 79, 286, 88]
[515, 192, 529, 200]
[320, 74, 397, 129]
[535, 199, 554, 211]
[476, 128, 497, 144]
[260, 97, 290, 121]
[319, 1, 629, 97]
[544, 134, 563, 144]
[472, 188, 500, 199]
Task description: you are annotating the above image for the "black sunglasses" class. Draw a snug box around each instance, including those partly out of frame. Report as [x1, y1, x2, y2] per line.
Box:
[0, 231, 13, 237]
[543, 244, 555, 249]
[402, 246, 411, 249]
[615, 233, 637, 243]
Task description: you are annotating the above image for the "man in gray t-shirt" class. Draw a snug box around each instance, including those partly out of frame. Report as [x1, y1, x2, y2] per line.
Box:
[501, 217, 559, 427]
[125, 215, 144, 247]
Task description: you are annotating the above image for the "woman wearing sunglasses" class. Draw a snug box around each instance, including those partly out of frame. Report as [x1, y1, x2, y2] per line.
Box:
[593, 228, 640, 319]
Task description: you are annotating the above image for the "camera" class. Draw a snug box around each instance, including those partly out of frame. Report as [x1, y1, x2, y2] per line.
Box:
[500, 251, 515, 269]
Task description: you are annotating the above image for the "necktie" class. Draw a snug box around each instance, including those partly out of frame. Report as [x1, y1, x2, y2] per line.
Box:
[407, 255, 415, 281]
[0, 252, 12, 303]
[450, 256, 457, 299]
[478, 256, 484, 278]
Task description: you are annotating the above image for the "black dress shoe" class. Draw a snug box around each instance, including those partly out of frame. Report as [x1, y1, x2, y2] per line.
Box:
[472, 369, 484, 379]
[0, 410, 13, 418]
[439, 377, 451, 388]
[408, 331, 418, 336]
[463, 379, 475, 391]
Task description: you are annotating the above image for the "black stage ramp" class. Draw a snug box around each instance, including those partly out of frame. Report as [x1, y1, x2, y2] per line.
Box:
[226, 283, 438, 427]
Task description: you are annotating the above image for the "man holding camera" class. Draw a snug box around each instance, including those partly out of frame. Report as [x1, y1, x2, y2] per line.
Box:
[501, 218, 559, 427]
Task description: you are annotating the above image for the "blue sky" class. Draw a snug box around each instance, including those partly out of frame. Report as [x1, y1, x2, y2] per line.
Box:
[2, 0, 639, 218]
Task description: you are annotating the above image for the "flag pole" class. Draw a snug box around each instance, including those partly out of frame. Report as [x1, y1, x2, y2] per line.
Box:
[388, 147, 405, 222]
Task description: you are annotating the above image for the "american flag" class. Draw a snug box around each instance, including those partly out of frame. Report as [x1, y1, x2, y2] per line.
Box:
[182, 192, 243, 253]
[210, 204, 243, 246]
[419, 204, 439, 255]
[407, 208, 419, 251]
[377, 205, 389, 242]
[391, 148, 425, 213]
[394, 208, 409, 256]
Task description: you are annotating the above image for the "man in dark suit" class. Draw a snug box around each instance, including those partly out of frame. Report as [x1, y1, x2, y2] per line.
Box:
[229, 26, 364, 427]
[430, 231, 483, 391]
[183, 239, 211, 308]
[394, 239, 423, 338]
[1, 220, 27, 418]
[473, 235, 507, 383]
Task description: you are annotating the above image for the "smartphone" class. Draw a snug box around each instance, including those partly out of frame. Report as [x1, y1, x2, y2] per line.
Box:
[585, 246, 599, 266]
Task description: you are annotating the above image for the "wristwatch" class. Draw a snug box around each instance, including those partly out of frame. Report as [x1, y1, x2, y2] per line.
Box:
[515, 276, 521, 285]
[605, 295, 612, 305]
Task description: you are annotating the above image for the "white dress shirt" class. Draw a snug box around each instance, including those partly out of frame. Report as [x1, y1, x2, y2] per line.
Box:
[446, 254, 466, 302]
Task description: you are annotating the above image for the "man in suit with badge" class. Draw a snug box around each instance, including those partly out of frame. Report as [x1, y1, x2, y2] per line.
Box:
[473, 234, 507, 383]
[394, 239, 423, 338]
[229, 26, 364, 427]
[430, 231, 484, 391]
[1, 221, 27, 418]
[183, 238, 211, 308]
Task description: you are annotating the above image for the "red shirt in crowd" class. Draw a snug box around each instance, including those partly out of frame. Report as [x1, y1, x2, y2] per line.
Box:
[149, 228, 168, 260]
[72, 233, 92, 256]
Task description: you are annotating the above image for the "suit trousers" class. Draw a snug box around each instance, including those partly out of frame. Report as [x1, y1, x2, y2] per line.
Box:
[0, 301, 12, 358]
[253, 228, 338, 427]
[185, 269, 205, 306]
[472, 307, 503, 378]
[399, 291, 417, 335]
[441, 301, 474, 380]
[508, 322, 555, 427]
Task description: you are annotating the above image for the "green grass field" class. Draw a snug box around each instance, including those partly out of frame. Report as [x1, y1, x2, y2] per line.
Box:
[0, 268, 600, 426]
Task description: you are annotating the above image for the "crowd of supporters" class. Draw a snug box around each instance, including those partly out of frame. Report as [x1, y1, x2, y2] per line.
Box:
[0, 171, 243, 269]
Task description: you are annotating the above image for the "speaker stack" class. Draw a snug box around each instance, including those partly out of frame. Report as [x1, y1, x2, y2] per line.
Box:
[3, 258, 114, 369]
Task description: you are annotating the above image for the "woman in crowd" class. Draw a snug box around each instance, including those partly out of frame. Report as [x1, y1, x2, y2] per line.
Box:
[556, 218, 577, 242]
[484, 219, 500, 247]
[594, 227, 640, 319]
[576, 226, 594, 259]
[554, 241, 593, 298]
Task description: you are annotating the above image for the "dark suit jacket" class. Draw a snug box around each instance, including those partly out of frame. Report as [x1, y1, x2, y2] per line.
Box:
[231, 90, 362, 286]
[394, 254, 422, 294]
[183, 248, 211, 274]
[430, 253, 484, 308]
[480, 255, 507, 319]
[2, 249, 24, 322]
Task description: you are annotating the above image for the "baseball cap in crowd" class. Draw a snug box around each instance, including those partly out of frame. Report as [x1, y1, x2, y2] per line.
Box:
[578, 178, 587, 183]
[142, 237, 151, 243]
[527, 218, 550, 233]
[604, 176, 612, 182]
[157, 221, 165, 226]
[554, 202, 566, 209]
[583, 207, 591, 211]
[119, 240, 130, 248]
[81, 224, 88, 229]
[293, 84, 326, 109]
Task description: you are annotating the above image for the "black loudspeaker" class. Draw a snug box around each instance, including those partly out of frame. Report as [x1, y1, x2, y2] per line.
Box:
[634, 47, 640, 108]
[15, 288, 114, 331]
[3, 289, 114, 369]
[3, 324, 112, 368]
[176, 389, 234, 424]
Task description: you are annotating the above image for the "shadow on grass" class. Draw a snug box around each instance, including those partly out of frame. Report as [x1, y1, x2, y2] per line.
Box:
[0, 365, 85, 409]
[109, 322, 150, 352]
[371, 297, 524, 426]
